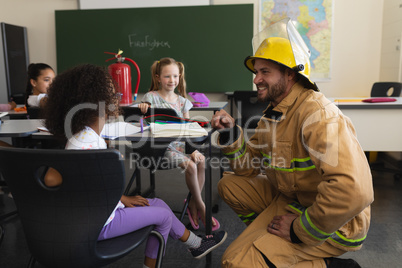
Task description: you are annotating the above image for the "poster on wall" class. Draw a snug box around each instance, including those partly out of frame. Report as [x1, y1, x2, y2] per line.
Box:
[79, 0, 210, 9]
[260, 0, 333, 81]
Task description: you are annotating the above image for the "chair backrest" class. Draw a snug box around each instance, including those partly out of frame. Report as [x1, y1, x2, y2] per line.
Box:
[27, 106, 42, 119]
[0, 147, 125, 267]
[232, 91, 269, 128]
[370, 82, 402, 97]
[122, 107, 179, 122]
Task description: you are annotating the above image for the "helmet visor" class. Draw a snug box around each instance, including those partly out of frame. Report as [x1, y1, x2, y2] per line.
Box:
[252, 17, 310, 69]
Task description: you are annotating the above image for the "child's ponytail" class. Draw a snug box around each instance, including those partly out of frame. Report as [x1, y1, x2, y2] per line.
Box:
[176, 61, 187, 98]
[149, 60, 160, 91]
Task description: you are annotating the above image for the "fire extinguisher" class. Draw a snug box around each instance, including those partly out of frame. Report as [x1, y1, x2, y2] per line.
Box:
[105, 50, 140, 105]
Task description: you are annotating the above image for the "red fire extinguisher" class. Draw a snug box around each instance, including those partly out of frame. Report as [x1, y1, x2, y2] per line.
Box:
[105, 50, 140, 105]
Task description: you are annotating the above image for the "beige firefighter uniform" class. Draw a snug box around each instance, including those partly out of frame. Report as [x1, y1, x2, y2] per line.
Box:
[218, 82, 374, 267]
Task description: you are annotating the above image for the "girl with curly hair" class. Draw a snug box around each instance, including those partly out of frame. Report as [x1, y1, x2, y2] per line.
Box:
[43, 64, 226, 268]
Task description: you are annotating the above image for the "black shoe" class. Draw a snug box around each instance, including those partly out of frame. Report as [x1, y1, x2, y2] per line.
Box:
[326, 257, 361, 268]
[189, 231, 227, 259]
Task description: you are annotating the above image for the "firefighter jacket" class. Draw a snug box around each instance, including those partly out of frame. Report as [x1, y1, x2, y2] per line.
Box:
[218, 82, 374, 252]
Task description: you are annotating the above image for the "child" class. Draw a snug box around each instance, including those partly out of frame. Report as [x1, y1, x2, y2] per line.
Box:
[138, 57, 219, 231]
[43, 64, 227, 268]
[25, 63, 55, 107]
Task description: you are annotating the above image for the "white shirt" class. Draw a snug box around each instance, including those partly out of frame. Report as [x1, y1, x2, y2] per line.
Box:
[65, 126, 124, 226]
[27, 93, 47, 107]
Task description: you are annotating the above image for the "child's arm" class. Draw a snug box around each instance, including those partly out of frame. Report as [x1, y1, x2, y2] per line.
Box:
[121, 195, 150, 207]
[138, 102, 151, 114]
[183, 111, 190, 119]
[44, 167, 63, 187]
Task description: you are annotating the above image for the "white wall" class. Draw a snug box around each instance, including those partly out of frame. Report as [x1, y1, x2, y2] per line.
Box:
[0, 0, 77, 72]
[380, 0, 402, 81]
[0, 0, 384, 99]
[380, 0, 402, 161]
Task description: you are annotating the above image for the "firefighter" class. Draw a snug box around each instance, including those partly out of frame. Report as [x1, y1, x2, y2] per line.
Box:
[212, 18, 373, 268]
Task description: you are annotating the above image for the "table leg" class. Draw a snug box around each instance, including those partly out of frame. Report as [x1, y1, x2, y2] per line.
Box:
[205, 133, 212, 265]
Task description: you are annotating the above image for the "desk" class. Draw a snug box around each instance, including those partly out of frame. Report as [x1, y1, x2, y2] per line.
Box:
[330, 97, 402, 151]
[3, 106, 28, 120]
[0, 119, 41, 137]
[190, 101, 228, 112]
[121, 101, 228, 113]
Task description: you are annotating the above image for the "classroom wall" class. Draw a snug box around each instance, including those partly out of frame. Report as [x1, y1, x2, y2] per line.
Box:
[0, 0, 384, 100]
[380, 0, 402, 82]
[380, 0, 402, 161]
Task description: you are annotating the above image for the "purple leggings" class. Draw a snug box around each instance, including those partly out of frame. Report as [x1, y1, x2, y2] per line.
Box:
[98, 198, 186, 259]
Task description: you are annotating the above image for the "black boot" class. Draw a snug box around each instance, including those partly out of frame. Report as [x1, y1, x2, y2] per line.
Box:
[326, 257, 361, 268]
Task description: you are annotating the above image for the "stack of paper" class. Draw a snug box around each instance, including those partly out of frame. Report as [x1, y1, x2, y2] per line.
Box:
[150, 122, 208, 137]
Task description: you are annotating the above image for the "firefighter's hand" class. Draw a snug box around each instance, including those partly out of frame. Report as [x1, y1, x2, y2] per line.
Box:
[267, 214, 298, 242]
[138, 102, 150, 114]
[211, 109, 235, 129]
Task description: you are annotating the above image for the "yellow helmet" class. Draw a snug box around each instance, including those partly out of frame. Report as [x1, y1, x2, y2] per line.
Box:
[244, 18, 318, 91]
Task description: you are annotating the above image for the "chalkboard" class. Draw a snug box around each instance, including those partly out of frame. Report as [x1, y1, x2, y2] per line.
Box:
[55, 4, 253, 95]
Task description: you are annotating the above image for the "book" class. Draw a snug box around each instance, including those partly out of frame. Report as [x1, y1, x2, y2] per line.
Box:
[150, 122, 208, 137]
[101, 121, 145, 139]
[362, 97, 397, 103]
[37, 122, 145, 139]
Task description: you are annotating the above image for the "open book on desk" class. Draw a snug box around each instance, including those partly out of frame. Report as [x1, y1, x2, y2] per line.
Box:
[150, 122, 208, 137]
[101, 121, 148, 140]
[37, 121, 147, 140]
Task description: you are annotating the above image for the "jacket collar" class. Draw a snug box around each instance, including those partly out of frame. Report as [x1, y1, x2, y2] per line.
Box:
[263, 82, 306, 122]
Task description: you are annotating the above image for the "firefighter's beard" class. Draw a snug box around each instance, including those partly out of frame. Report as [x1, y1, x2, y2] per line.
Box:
[257, 75, 287, 104]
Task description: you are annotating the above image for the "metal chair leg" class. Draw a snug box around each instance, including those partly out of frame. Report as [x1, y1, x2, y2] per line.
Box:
[180, 192, 192, 222]
[27, 256, 36, 268]
[150, 230, 165, 268]
[0, 225, 4, 246]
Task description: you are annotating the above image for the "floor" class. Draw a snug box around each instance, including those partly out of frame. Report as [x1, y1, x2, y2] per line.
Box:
[0, 151, 402, 268]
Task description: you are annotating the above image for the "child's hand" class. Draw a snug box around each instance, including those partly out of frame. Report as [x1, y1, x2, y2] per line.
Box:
[121, 195, 150, 207]
[190, 150, 205, 164]
[8, 101, 16, 110]
[138, 102, 150, 114]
